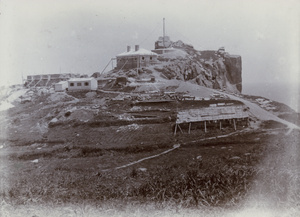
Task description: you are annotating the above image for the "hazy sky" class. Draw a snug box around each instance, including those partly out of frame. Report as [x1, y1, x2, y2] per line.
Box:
[0, 0, 299, 88]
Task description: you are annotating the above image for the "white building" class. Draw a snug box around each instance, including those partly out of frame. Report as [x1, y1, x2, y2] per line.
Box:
[67, 78, 98, 91]
[116, 45, 158, 69]
[54, 81, 68, 92]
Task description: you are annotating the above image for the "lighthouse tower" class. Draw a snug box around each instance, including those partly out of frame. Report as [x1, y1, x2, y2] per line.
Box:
[154, 18, 172, 50]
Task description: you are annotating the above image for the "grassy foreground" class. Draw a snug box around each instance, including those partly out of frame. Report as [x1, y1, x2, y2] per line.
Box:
[1, 127, 299, 217]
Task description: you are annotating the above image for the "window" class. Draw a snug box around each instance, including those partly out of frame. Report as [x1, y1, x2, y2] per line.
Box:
[142, 56, 145, 60]
[84, 82, 89, 86]
[77, 83, 82, 86]
[150, 57, 152, 60]
[70, 83, 74, 86]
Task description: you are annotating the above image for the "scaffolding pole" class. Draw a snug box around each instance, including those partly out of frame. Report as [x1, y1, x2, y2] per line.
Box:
[233, 119, 236, 131]
[101, 58, 115, 74]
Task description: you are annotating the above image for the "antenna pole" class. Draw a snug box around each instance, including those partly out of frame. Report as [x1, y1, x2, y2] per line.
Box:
[163, 18, 165, 48]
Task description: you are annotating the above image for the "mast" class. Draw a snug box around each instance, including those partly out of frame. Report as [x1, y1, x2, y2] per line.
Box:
[163, 18, 165, 48]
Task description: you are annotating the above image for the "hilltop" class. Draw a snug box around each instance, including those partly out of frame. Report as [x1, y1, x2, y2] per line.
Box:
[100, 40, 242, 93]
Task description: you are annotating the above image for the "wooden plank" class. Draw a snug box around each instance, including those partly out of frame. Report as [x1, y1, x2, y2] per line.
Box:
[174, 124, 177, 135]
[188, 123, 191, 134]
[233, 119, 236, 131]
[204, 121, 207, 133]
[178, 124, 184, 134]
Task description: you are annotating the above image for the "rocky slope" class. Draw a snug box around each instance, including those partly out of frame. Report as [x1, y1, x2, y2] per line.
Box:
[106, 41, 242, 93]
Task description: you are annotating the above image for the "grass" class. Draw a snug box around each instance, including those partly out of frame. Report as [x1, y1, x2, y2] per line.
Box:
[1, 129, 299, 217]
[2, 88, 299, 213]
[133, 162, 256, 207]
[1, 131, 269, 208]
[1, 163, 254, 207]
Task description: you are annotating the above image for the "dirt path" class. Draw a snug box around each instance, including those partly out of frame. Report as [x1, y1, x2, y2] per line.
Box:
[180, 83, 299, 130]
[102, 144, 181, 171]
[214, 90, 300, 131]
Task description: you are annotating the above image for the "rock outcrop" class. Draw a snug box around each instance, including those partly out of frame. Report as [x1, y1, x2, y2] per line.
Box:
[169, 41, 242, 92]
[223, 55, 242, 92]
[107, 40, 242, 93]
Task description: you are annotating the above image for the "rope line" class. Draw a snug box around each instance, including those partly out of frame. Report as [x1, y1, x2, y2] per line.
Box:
[139, 21, 161, 46]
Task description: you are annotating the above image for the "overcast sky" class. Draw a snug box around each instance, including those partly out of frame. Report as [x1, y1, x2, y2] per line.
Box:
[0, 0, 299, 88]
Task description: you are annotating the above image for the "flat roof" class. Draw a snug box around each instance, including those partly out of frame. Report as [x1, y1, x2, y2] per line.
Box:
[176, 106, 248, 124]
[116, 48, 158, 57]
[68, 78, 95, 82]
[56, 81, 68, 84]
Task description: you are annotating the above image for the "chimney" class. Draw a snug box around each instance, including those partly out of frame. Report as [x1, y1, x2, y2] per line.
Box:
[127, 46, 131, 52]
[135, 45, 139, 51]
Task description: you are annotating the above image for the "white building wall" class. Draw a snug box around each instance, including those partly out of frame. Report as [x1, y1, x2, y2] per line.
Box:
[54, 81, 68, 92]
[67, 78, 98, 91]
